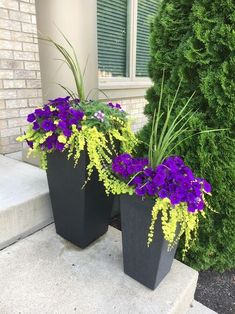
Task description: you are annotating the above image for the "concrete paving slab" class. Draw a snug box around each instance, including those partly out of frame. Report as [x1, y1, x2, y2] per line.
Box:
[0, 155, 53, 249]
[0, 224, 198, 314]
[5, 151, 22, 161]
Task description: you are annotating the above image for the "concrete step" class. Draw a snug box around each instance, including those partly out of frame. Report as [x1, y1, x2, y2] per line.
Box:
[0, 155, 53, 249]
[187, 300, 217, 314]
[22, 146, 40, 167]
[0, 224, 201, 314]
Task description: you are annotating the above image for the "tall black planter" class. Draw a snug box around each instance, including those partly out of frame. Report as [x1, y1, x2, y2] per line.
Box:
[120, 194, 177, 290]
[46, 151, 113, 248]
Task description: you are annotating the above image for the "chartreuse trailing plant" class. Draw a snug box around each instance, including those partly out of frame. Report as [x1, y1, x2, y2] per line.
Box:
[17, 32, 138, 190]
[109, 78, 222, 257]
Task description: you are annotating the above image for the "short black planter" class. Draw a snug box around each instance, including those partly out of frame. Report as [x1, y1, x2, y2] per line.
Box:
[120, 194, 177, 290]
[46, 151, 113, 248]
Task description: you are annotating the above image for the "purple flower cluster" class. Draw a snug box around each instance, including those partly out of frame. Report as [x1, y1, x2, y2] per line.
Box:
[27, 96, 84, 151]
[108, 102, 123, 111]
[112, 154, 211, 213]
[112, 153, 148, 178]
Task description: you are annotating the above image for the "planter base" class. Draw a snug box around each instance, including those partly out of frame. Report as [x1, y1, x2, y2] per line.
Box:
[120, 194, 177, 290]
[46, 151, 113, 248]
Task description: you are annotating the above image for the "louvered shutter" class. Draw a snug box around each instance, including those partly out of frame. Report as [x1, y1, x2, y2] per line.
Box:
[97, 0, 128, 77]
[136, 0, 160, 77]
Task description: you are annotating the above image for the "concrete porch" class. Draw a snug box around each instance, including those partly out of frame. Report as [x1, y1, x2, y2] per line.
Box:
[0, 156, 216, 313]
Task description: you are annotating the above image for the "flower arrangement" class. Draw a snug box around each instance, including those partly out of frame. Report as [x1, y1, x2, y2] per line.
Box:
[17, 32, 138, 187]
[17, 96, 137, 186]
[112, 153, 212, 256]
[108, 75, 220, 257]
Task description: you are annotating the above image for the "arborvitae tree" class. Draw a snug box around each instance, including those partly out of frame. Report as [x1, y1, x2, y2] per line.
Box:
[139, 0, 235, 271]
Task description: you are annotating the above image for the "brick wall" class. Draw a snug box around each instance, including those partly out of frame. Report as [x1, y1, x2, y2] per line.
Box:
[111, 97, 148, 133]
[0, 0, 42, 154]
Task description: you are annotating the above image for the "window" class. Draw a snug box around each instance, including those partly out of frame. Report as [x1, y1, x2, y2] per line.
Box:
[97, 0, 160, 80]
[97, 0, 128, 77]
[136, 0, 160, 77]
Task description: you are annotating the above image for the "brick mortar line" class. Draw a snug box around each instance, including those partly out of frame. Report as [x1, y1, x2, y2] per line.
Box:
[0, 26, 37, 34]
[0, 7, 36, 14]
[0, 8, 19, 14]
[0, 32, 37, 37]
[1, 87, 40, 90]
[0, 23, 37, 34]
[0, 14, 36, 22]
[0, 39, 37, 45]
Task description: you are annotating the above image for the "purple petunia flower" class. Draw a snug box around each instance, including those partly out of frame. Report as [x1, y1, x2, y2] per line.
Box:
[158, 188, 168, 198]
[34, 108, 44, 118]
[58, 120, 67, 130]
[43, 105, 51, 117]
[62, 128, 72, 137]
[45, 134, 57, 150]
[108, 102, 114, 108]
[107, 102, 123, 111]
[135, 185, 147, 196]
[130, 176, 142, 185]
[57, 102, 70, 112]
[197, 178, 211, 194]
[49, 96, 70, 104]
[26, 140, 33, 148]
[58, 111, 69, 121]
[41, 119, 56, 132]
[68, 118, 78, 126]
[33, 121, 40, 130]
[27, 113, 36, 123]
[115, 103, 122, 109]
[55, 141, 65, 151]
[69, 108, 84, 120]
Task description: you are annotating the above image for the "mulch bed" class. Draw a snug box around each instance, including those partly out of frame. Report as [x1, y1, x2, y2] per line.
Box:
[110, 215, 235, 314]
[195, 270, 235, 314]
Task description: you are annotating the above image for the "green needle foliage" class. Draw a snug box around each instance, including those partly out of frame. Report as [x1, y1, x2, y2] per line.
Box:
[138, 0, 235, 271]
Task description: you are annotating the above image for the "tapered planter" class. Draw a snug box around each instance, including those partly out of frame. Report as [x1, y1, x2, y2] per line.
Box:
[46, 151, 113, 248]
[120, 194, 177, 290]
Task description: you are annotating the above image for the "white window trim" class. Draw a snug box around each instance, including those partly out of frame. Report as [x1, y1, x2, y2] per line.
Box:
[128, 0, 137, 80]
[98, 0, 153, 99]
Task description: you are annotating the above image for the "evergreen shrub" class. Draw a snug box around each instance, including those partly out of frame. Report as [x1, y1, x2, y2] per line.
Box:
[138, 0, 235, 271]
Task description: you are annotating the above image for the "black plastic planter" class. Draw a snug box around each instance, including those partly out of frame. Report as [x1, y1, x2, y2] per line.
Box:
[120, 194, 177, 290]
[46, 151, 113, 248]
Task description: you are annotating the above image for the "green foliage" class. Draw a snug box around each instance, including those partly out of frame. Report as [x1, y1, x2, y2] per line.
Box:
[138, 0, 235, 271]
[76, 101, 127, 133]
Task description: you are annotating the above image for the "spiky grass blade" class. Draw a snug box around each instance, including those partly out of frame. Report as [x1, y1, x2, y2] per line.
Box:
[40, 31, 86, 101]
[147, 73, 225, 167]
